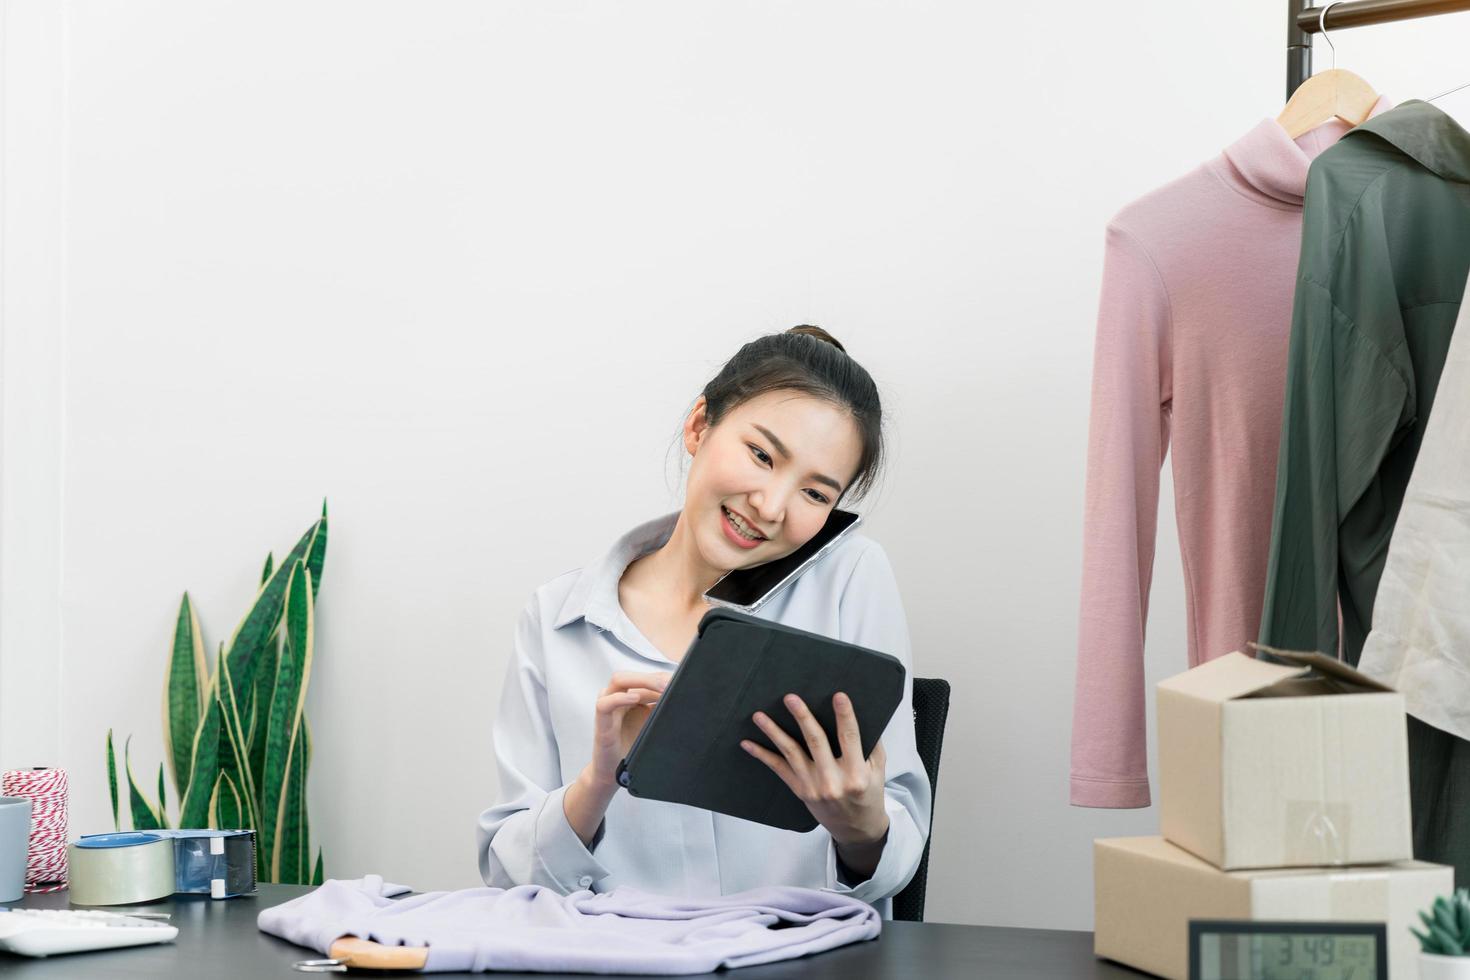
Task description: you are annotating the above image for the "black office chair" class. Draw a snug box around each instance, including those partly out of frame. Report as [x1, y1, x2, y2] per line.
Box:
[890, 676, 951, 922]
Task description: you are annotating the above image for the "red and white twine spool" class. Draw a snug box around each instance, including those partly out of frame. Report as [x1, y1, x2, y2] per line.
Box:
[2, 768, 69, 893]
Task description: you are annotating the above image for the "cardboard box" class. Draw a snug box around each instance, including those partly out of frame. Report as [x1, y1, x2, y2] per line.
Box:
[1158, 649, 1412, 870]
[1094, 836, 1450, 980]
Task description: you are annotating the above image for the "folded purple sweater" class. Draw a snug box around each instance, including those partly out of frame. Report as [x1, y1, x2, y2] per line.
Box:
[258, 876, 880, 974]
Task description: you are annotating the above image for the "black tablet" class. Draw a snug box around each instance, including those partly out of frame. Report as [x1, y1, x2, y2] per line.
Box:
[615, 607, 907, 832]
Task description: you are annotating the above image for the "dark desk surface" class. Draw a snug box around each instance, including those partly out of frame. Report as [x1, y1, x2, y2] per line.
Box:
[0, 884, 1152, 978]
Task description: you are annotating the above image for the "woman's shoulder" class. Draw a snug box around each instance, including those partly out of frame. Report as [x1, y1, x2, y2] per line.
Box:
[504, 568, 591, 673]
[781, 531, 898, 604]
[760, 531, 908, 653]
[815, 530, 889, 575]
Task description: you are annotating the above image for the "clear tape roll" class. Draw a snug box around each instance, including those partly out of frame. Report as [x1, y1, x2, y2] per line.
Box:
[67, 833, 176, 906]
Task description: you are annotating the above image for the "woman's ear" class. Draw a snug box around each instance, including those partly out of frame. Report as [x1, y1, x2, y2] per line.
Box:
[683, 396, 710, 456]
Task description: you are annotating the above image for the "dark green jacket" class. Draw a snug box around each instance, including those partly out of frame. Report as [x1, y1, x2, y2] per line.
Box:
[1260, 100, 1470, 663]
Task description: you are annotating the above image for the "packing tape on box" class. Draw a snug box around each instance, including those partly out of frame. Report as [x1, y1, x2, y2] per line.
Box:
[1286, 801, 1350, 865]
[67, 832, 176, 905]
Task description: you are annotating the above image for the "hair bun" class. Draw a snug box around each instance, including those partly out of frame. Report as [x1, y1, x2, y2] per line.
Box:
[786, 324, 846, 354]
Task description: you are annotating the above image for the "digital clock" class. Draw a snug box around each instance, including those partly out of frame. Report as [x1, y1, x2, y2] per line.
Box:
[1189, 920, 1387, 980]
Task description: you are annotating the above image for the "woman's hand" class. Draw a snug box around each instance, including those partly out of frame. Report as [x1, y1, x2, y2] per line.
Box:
[741, 692, 891, 861]
[588, 671, 672, 788]
[565, 670, 671, 846]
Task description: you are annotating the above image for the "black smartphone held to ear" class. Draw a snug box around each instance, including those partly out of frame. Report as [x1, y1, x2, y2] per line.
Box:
[702, 509, 862, 612]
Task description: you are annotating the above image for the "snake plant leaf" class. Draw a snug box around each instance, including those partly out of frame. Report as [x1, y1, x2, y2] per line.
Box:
[305, 716, 315, 869]
[263, 562, 314, 879]
[278, 723, 310, 882]
[252, 543, 278, 756]
[245, 613, 282, 882]
[250, 704, 320, 882]
[306, 503, 327, 602]
[245, 688, 259, 755]
[247, 622, 282, 802]
[178, 645, 225, 828]
[106, 729, 120, 832]
[156, 763, 169, 829]
[124, 736, 164, 831]
[275, 715, 315, 883]
[162, 592, 207, 803]
[216, 647, 260, 834]
[209, 769, 244, 830]
[242, 678, 265, 881]
[239, 681, 253, 752]
[221, 520, 320, 713]
[270, 564, 315, 881]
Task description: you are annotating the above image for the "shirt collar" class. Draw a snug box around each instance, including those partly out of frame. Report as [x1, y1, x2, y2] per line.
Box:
[552, 511, 681, 631]
[1219, 95, 1394, 208]
[1342, 98, 1470, 184]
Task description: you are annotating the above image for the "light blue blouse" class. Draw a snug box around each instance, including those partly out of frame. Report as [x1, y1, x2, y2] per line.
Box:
[476, 511, 931, 917]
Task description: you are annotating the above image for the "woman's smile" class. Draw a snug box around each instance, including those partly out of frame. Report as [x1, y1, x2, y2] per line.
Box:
[720, 504, 767, 549]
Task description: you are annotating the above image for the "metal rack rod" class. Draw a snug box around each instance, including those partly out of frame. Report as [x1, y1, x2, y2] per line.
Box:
[1287, 0, 1470, 98]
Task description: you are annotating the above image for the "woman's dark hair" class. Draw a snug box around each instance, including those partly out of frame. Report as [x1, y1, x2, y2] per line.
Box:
[697, 325, 884, 502]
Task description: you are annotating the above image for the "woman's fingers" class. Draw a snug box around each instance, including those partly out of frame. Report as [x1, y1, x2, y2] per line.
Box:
[783, 694, 835, 764]
[740, 739, 798, 792]
[596, 690, 640, 712]
[594, 691, 639, 729]
[589, 694, 637, 758]
[596, 689, 660, 717]
[752, 710, 809, 773]
[832, 692, 863, 765]
[603, 671, 672, 696]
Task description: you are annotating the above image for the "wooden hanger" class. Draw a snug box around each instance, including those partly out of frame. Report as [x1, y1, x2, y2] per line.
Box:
[328, 936, 429, 969]
[1276, 3, 1379, 138]
[1278, 68, 1379, 137]
[291, 936, 431, 972]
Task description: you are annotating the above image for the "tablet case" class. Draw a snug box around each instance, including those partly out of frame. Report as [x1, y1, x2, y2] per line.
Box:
[615, 607, 906, 832]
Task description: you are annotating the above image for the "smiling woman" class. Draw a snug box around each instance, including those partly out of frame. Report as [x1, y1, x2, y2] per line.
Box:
[475, 326, 930, 918]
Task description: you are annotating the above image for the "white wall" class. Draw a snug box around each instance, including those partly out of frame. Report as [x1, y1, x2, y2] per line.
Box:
[3, 0, 1469, 930]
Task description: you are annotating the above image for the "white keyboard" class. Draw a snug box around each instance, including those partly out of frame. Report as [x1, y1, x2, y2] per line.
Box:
[0, 908, 178, 957]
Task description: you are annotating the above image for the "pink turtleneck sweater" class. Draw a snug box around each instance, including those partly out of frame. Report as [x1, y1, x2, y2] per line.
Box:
[1070, 100, 1393, 809]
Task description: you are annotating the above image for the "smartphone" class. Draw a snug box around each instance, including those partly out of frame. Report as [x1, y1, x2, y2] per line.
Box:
[702, 508, 862, 612]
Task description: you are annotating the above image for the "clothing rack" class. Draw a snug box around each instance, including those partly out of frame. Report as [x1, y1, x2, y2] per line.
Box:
[1287, 0, 1470, 98]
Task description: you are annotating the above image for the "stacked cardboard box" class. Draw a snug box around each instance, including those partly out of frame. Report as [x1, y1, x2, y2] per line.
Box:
[1093, 650, 1451, 979]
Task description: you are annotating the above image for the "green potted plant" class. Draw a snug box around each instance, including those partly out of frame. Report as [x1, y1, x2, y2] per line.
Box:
[1414, 888, 1470, 980]
[104, 504, 328, 886]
